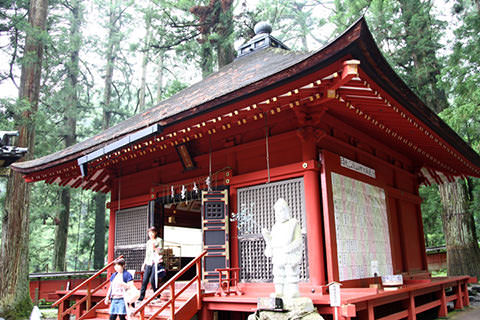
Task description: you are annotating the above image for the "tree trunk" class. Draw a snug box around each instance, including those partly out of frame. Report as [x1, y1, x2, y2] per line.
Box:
[138, 12, 152, 112]
[156, 51, 165, 103]
[439, 179, 480, 277]
[93, 193, 106, 269]
[102, 2, 117, 129]
[53, 0, 81, 272]
[217, 41, 234, 68]
[0, 0, 48, 317]
[53, 188, 70, 270]
[215, 1, 234, 68]
[200, 38, 213, 79]
[94, 0, 120, 269]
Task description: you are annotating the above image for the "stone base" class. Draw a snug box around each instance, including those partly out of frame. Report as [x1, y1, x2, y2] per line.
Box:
[248, 297, 323, 320]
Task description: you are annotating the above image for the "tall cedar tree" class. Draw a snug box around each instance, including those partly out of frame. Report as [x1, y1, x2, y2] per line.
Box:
[384, 0, 480, 278]
[53, 0, 82, 271]
[94, 0, 129, 268]
[396, 0, 480, 278]
[0, 0, 48, 317]
[190, 0, 235, 76]
[437, 0, 480, 276]
[138, 6, 152, 112]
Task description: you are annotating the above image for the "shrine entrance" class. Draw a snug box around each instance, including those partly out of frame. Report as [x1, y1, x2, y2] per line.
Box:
[161, 199, 203, 274]
[113, 196, 204, 278]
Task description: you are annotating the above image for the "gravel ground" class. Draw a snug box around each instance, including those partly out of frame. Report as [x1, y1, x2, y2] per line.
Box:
[442, 284, 480, 320]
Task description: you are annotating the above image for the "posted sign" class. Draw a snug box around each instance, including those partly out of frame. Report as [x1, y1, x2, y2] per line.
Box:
[329, 282, 341, 307]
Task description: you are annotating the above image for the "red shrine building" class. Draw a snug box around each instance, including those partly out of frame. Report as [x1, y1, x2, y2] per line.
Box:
[13, 18, 480, 320]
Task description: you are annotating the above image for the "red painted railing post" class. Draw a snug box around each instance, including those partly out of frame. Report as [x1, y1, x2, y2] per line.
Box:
[132, 251, 207, 320]
[57, 301, 64, 320]
[53, 255, 123, 320]
[170, 283, 176, 320]
[86, 282, 91, 311]
[196, 260, 202, 310]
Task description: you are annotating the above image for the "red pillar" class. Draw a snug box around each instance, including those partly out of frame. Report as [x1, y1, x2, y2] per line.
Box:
[299, 128, 326, 286]
[108, 208, 116, 262]
[107, 177, 117, 274]
[229, 186, 239, 269]
[303, 168, 325, 286]
[199, 305, 213, 320]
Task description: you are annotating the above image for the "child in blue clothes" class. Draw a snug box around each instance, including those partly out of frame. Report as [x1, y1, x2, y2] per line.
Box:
[105, 258, 133, 320]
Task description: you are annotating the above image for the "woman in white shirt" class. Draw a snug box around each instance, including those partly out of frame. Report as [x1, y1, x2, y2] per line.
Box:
[138, 226, 163, 301]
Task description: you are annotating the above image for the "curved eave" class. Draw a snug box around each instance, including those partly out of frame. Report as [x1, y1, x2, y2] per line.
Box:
[347, 20, 480, 170]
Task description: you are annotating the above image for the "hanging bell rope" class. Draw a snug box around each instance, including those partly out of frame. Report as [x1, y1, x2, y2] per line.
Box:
[265, 112, 271, 183]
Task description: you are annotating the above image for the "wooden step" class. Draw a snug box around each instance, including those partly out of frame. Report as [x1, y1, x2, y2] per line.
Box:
[92, 298, 196, 320]
[83, 287, 199, 320]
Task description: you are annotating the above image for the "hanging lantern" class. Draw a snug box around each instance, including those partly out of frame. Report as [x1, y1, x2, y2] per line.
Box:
[0, 131, 28, 169]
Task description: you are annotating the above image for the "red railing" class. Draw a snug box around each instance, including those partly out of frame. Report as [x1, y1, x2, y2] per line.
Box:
[52, 256, 123, 320]
[133, 250, 207, 320]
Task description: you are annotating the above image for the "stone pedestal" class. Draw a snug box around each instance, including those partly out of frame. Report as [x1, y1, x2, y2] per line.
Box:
[248, 297, 323, 320]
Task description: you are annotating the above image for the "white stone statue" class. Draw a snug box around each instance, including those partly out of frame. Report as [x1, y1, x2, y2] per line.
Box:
[262, 198, 302, 300]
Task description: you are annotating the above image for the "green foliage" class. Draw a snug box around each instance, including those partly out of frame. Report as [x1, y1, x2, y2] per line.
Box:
[236, 0, 327, 51]
[29, 185, 109, 272]
[419, 185, 444, 247]
[0, 293, 33, 320]
[431, 268, 447, 277]
[439, 1, 480, 239]
[440, 1, 480, 151]
[329, 0, 370, 34]
[162, 79, 189, 100]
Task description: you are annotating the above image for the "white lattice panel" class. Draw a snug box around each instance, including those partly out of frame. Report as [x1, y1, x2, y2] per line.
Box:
[237, 178, 309, 282]
[114, 205, 148, 273]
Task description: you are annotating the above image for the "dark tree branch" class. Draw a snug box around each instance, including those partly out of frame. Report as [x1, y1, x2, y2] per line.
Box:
[151, 31, 200, 50]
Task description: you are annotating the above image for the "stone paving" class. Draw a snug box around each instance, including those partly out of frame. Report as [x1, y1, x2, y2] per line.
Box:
[444, 284, 480, 320]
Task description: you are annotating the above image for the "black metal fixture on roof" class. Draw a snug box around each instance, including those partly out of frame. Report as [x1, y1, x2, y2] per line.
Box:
[0, 131, 28, 168]
[236, 21, 289, 59]
[77, 124, 162, 177]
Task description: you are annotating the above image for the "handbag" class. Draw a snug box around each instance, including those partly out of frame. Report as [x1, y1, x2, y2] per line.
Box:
[157, 264, 166, 278]
[154, 263, 166, 287]
[124, 282, 140, 303]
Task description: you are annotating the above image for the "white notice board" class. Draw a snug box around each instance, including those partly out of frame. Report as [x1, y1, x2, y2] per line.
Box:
[331, 173, 393, 281]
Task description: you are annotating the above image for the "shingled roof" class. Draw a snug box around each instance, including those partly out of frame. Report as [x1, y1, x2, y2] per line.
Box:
[12, 17, 480, 177]
[12, 46, 312, 173]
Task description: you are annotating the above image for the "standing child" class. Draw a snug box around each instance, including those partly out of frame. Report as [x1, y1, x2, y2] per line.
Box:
[105, 258, 134, 320]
